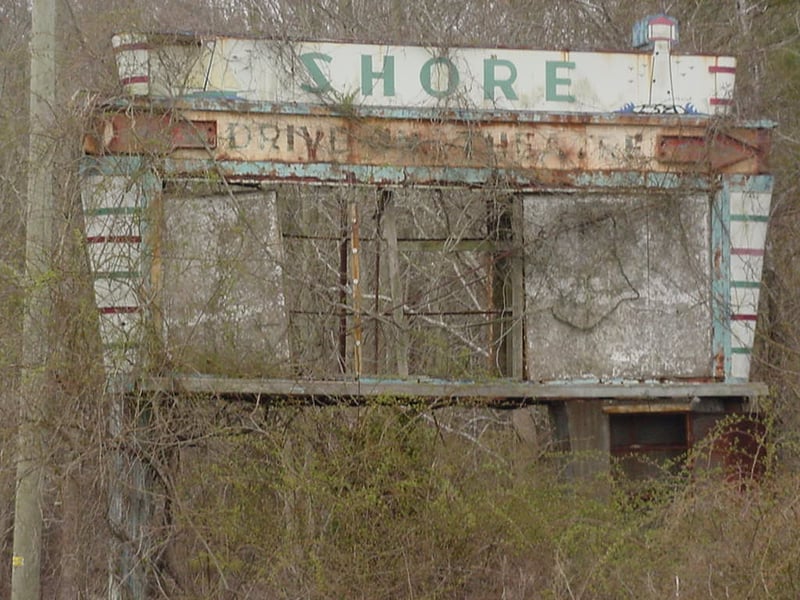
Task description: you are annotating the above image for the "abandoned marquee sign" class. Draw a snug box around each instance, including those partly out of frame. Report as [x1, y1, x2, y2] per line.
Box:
[84, 16, 775, 596]
[82, 15, 772, 392]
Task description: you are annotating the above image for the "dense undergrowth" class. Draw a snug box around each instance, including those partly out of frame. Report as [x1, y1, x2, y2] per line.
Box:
[162, 405, 800, 599]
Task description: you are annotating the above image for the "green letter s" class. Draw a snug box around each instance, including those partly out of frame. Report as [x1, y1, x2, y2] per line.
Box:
[300, 52, 333, 94]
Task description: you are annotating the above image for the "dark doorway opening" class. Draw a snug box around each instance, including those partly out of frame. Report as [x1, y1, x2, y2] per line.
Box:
[610, 412, 689, 479]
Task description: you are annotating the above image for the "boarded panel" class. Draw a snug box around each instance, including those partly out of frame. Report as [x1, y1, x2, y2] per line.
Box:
[161, 189, 290, 376]
[524, 193, 711, 380]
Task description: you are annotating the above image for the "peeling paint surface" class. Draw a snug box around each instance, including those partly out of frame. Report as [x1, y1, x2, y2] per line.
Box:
[86, 108, 771, 182]
[113, 34, 736, 115]
[524, 193, 711, 380]
[160, 190, 290, 376]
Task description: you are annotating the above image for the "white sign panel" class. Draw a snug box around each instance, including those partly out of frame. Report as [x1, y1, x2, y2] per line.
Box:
[114, 34, 736, 115]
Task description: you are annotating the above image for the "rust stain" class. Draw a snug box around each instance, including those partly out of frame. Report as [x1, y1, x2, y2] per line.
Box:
[86, 106, 772, 184]
[714, 347, 725, 379]
[655, 130, 771, 173]
[89, 112, 218, 154]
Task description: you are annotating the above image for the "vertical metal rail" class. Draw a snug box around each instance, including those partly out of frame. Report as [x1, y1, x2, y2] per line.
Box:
[510, 195, 525, 379]
[382, 190, 409, 377]
[372, 192, 385, 374]
[337, 197, 349, 373]
[350, 201, 363, 377]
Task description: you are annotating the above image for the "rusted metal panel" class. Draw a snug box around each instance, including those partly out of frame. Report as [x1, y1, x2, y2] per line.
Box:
[656, 128, 770, 172]
[112, 32, 735, 116]
[610, 412, 688, 478]
[565, 400, 611, 477]
[524, 193, 711, 381]
[85, 113, 216, 155]
[86, 107, 771, 183]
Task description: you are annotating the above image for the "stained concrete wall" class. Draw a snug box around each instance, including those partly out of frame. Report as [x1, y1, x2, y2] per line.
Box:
[524, 193, 711, 381]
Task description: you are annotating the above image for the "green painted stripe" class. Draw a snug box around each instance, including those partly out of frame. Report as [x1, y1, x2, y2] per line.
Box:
[84, 206, 141, 216]
[93, 271, 141, 280]
[731, 347, 752, 354]
[730, 214, 769, 222]
[102, 343, 138, 351]
[731, 280, 761, 288]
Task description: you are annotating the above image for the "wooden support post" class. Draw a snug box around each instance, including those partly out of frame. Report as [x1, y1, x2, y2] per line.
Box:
[12, 1, 55, 598]
[381, 190, 409, 377]
[108, 384, 153, 600]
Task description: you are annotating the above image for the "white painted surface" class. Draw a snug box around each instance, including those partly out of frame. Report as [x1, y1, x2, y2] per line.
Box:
[731, 254, 764, 282]
[161, 190, 290, 376]
[730, 191, 772, 217]
[119, 35, 735, 115]
[730, 220, 768, 249]
[732, 353, 751, 379]
[731, 319, 756, 348]
[523, 193, 711, 380]
[731, 286, 760, 315]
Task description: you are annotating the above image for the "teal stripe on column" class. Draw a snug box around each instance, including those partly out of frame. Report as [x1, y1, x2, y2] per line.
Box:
[730, 214, 769, 222]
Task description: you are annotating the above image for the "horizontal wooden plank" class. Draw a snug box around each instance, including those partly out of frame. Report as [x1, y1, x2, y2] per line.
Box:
[137, 376, 768, 403]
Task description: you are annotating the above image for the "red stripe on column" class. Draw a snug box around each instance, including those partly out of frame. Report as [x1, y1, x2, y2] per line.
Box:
[709, 66, 736, 74]
[731, 314, 757, 322]
[710, 98, 734, 106]
[114, 42, 151, 52]
[86, 235, 142, 244]
[120, 76, 150, 86]
[731, 247, 765, 256]
[99, 306, 141, 314]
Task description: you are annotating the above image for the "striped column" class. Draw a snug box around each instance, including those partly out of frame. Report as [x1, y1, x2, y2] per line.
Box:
[708, 57, 736, 115]
[727, 177, 772, 380]
[81, 175, 144, 375]
[112, 33, 150, 96]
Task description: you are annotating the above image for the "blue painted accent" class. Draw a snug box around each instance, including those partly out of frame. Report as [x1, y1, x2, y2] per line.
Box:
[731, 280, 761, 289]
[683, 103, 698, 114]
[730, 214, 769, 222]
[93, 271, 141, 279]
[158, 158, 718, 191]
[615, 102, 703, 115]
[104, 97, 781, 129]
[102, 96, 778, 131]
[711, 179, 732, 381]
[723, 173, 775, 194]
[80, 155, 148, 176]
[84, 206, 141, 216]
[183, 91, 241, 100]
[632, 14, 679, 50]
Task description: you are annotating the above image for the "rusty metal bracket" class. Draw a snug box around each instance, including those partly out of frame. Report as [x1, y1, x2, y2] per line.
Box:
[656, 129, 770, 173]
[84, 112, 217, 155]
